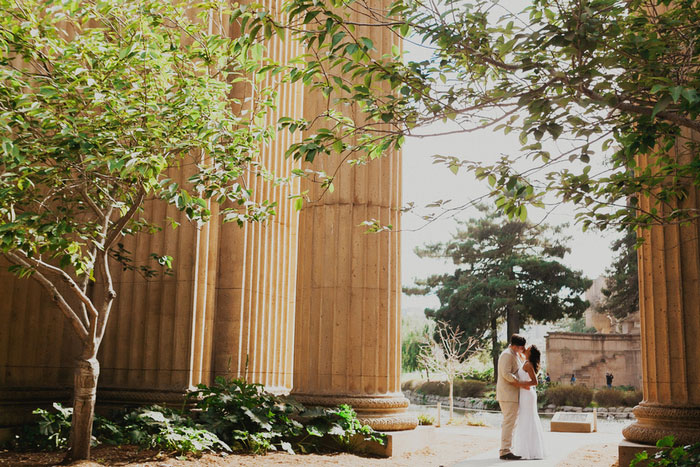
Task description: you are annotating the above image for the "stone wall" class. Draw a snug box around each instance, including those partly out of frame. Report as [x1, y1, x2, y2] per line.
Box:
[546, 332, 642, 389]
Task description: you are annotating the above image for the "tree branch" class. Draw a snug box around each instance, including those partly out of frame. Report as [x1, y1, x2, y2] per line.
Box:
[3, 251, 89, 339]
[104, 187, 145, 250]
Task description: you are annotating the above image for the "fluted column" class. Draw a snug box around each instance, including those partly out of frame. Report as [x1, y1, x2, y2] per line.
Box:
[290, 5, 416, 430]
[623, 131, 700, 444]
[211, 0, 303, 392]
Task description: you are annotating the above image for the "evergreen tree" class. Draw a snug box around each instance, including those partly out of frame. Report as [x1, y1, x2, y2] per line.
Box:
[406, 208, 591, 378]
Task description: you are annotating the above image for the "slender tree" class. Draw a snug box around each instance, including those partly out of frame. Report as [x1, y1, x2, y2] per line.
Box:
[0, 0, 283, 460]
[418, 321, 479, 421]
[407, 208, 591, 379]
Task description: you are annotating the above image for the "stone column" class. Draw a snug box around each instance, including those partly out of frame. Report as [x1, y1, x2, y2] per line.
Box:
[622, 132, 700, 445]
[290, 9, 416, 429]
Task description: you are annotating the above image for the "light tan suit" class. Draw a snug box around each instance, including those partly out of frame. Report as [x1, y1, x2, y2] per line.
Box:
[496, 347, 521, 456]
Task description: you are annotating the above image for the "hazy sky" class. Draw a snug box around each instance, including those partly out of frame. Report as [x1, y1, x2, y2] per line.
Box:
[400, 125, 620, 311]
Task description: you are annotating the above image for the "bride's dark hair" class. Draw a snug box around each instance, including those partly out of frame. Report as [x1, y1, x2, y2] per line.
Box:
[528, 345, 541, 373]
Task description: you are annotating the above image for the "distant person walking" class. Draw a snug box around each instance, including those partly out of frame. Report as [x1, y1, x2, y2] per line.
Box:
[545, 373, 551, 385]
[606, 372, 614, 388]
[570, 373, 576, 385]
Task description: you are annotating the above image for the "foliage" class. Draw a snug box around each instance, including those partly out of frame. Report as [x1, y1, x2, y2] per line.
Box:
[417, 413, 434, 426]
[117, 406, 229, 455]
[597, 229, 640, 319]
[567, 317, 598, 333]
[13, 403, 72, 451]
[544, 385, 593, 407]
[299, 404, 386, 453]
[0, 0, 287, 458]
[189, 377, 303, 454]
[464, 367, 495, 383]
[13, 404, 227, 455]
[623, 390, 644, 407]
[276, 0, 700, 230]
[409, 379, 487, 398]
[593, 388, 625, 407]
[631, 436, 700, 467]
[401, 318, 431, 372]
[407, 207, 590, 376]
[190, 377, 385, 455]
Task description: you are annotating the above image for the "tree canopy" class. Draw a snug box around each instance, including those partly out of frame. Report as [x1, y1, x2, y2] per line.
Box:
[406, 208, 591, 376]
[0, 0, 284, 459]
[276, 0, 700, 230]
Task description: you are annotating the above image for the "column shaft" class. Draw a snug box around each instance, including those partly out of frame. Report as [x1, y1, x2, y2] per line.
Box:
[623, 131, 700, 444]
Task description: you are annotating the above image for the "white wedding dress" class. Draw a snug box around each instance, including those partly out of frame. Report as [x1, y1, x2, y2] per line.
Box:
[512, 363, 546, 459]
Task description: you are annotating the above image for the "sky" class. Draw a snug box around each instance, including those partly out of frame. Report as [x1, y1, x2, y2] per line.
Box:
[400, 126, 620, 313]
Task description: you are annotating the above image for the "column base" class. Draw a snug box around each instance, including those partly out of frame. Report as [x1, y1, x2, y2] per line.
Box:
[291, 393, 418, 431]
[622, 403, 700, 445]
[619, 439, 664, 467]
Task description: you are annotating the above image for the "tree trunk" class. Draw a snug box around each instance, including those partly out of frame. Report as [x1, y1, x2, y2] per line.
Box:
[67, 356, 100, 461]
[491, 315, 499, 384]
[506, 306, 520, 338]
[449, 380, 454, 421]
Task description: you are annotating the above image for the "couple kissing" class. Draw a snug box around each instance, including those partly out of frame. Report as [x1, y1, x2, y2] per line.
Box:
[496, 334, 546, 461]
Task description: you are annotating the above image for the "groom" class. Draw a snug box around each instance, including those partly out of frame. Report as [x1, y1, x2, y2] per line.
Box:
[496, 333, 527, 460]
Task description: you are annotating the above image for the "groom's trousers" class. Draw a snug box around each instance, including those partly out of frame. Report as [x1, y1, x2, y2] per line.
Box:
[498, 401, 519, 456]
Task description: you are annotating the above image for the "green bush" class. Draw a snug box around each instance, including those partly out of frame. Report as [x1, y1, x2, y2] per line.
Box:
[623, 390, 643, 407]
[631, 436, 700, 467]
[454, 379, 487, 398]
[189, 377, 304, 454]
[417, 413, 434, 425]
[12, 379, 386, 456]
[12, 403, 226, 455]
[412, 379, 486, 398]
[13, 403, 72, 451]
[401, 379, 420, 391]
[544, 385, 593, 407]
[594, 388, 626, 407]
[119, 406, 229, 454]
[594, 388, 643, 407]
[190, 377, 385, 454]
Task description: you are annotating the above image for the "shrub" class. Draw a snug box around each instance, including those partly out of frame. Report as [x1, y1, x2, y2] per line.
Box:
[190, 377, 385, 455]
[13, 403, 72, 450]
[401, 379, 420, 391]
[454, 379, 487, 398]
[119, 406, 229, 454]
[190, 377, 303, 454]
[417, 380, 449, 396]
[623, 390, 643, 407]
[594, 388, 626, 407]
[412, 379, 486, 398]
[417, 413, 434, 425]
[594, 388, 643, 407]
[544, 385, 593, 407]
[631, 436, 700, 467]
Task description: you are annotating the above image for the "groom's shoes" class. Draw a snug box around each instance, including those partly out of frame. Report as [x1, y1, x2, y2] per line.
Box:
[499, 453, 522, 460]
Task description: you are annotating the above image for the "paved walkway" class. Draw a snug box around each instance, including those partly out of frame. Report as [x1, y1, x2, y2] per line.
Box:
[452, 429, 621, 467]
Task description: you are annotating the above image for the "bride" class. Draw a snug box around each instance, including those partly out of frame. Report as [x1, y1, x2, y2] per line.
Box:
[511, 345, 546, 459]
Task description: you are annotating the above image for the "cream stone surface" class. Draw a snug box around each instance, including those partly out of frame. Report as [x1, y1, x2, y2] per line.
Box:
[622, 129, 700, 445]
[546, 332, 642, 389]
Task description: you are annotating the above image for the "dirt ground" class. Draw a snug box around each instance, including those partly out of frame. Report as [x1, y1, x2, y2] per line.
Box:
[0, 431, 621, 467]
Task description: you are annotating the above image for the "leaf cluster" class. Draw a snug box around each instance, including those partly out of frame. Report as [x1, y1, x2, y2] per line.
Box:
[631, 436, 700, 467]
[276, 0, 700, 230]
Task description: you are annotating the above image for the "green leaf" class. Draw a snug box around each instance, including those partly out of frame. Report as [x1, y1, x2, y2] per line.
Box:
[651, 95, 672, 118]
